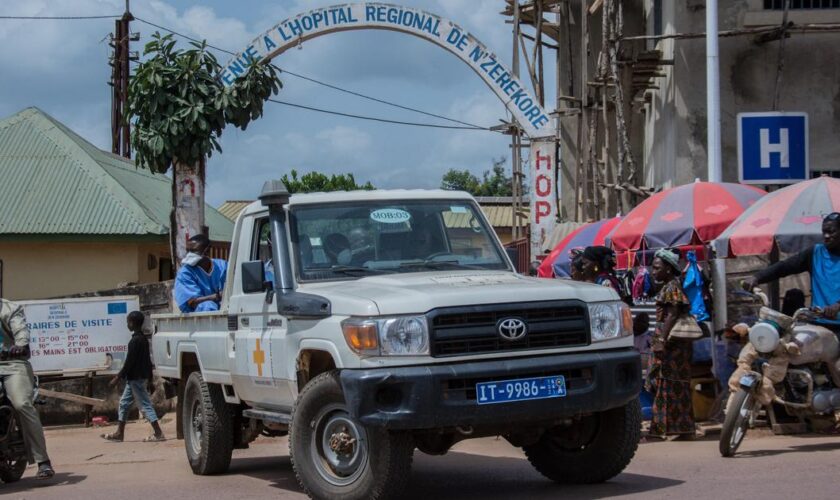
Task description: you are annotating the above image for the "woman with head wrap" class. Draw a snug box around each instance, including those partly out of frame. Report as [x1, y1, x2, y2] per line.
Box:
[648, 248, 695, 440]
[579, 246, 628, 303]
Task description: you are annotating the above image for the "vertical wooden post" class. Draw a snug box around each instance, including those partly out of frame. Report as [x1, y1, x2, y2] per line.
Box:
[84, 371, 94, 427]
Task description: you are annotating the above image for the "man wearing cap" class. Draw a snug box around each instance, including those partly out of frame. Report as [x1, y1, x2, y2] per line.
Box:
[744, 212, 840, 320]
[0, 298, 54, 479]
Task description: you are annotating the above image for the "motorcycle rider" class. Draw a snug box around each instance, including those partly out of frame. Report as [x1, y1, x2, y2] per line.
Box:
[744, 212, 840, 321]
[0, 298, 54, 479]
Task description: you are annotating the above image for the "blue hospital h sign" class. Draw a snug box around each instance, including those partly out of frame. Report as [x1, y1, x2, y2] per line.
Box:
[738, 112, 808, 185]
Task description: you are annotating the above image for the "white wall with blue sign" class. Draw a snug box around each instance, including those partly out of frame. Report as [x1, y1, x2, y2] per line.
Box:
[738, 112, 809, 185]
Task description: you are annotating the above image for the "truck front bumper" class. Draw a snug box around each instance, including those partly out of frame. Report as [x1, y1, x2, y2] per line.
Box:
[339, 349, 640, 430]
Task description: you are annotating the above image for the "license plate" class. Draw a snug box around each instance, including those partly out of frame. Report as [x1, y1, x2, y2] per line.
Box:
[476, 375, 566, 405]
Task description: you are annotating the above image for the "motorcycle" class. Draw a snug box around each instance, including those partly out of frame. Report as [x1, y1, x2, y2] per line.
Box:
[0, 348, 30, 483]
[720, 305, 840, 457]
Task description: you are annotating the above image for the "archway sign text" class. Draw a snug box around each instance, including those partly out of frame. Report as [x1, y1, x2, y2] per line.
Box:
[222, 3, 558, 258]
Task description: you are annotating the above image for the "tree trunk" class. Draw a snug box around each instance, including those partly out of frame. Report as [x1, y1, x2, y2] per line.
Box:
[171, 157, 206, 268]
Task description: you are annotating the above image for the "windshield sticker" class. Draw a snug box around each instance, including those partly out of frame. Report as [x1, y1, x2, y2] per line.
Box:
[450, 205, 468, 213]
[370, 208, 411, 224]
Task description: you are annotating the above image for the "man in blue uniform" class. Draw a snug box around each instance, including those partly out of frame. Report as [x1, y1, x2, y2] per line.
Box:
[745, 212, 840, 320]
[173, 234, 228, 313]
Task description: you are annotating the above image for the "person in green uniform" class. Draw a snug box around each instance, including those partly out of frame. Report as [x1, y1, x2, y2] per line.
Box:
[0, 298, 54, 479]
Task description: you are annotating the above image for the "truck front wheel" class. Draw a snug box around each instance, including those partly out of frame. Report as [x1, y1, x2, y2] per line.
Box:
[523, 398, 641, 484]
[182, 371, 233, 475]
[290, 371, 414, 500]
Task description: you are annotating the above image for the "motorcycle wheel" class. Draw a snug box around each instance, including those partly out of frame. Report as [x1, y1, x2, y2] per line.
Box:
[0, 457, 26, 483]
[719, 389, 754, 457]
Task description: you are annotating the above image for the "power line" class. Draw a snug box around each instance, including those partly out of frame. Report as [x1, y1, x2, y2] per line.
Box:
[133, 16, 489, 130]
[268, 98, 490, 130]
[134, 17, 235, 55]
[278, 69, 486, 129]
[0, 15, 121, 20]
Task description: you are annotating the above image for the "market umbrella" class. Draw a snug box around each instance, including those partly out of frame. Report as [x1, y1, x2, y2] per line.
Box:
[537, 217, 625, 278]
[714, 176, 840, 257]
[608, 181, 766, 252]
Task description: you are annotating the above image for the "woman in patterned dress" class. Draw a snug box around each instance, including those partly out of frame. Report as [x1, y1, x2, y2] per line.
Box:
[648, 249, 696, 440]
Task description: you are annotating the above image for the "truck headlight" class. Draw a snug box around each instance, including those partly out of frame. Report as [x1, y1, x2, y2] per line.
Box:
[341, 315, 429, 356]
[378, 316, 429, 355]
[588, 301, 633, 342]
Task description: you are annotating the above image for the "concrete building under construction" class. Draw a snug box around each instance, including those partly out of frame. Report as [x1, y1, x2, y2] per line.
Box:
[504, 1, 840, 225]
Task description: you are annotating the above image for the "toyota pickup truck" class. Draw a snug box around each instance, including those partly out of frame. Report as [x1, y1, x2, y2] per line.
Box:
[152, 180, 641, 500]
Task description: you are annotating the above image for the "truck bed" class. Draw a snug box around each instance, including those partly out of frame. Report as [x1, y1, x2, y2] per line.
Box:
[152, 311, 233, 385]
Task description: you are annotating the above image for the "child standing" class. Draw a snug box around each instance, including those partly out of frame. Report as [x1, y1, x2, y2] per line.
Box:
[101, 311, 164, 442]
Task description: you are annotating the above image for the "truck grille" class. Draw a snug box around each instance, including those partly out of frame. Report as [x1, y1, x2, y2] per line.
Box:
[427, 301, 589, 357]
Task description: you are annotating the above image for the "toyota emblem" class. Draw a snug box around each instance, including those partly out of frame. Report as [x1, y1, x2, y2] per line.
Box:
[497, 317, 527, 341]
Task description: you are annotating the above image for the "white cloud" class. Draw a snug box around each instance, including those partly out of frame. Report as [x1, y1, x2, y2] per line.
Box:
[135, 1, 253, 49]
[315, 126, 372, 157]
[0, 0, 523, 208]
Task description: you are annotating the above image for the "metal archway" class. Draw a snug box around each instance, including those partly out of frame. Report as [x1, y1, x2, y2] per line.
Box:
[223, 2, 558, 258]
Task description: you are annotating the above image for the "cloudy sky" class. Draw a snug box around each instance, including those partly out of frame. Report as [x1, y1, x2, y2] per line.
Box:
[0, 0, 553, 206]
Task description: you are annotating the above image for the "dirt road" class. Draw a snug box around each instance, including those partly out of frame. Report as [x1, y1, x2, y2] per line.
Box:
[3, 418, 839, 499]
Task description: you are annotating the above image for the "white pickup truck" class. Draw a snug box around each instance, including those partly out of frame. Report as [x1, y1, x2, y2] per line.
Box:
[152, 181, 641, 500]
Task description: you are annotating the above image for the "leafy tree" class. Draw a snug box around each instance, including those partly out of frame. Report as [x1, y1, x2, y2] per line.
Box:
[441, 157, 516, 197]
[441, 169, 481, 193]
[281, 169, 375, 194]
[128, 33, 281, 263]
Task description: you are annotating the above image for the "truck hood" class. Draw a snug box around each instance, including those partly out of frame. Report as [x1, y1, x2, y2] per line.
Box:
[301, 271, 619, 315]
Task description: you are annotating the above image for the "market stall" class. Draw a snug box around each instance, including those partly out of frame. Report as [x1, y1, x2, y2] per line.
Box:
[607, 181, 767, 421]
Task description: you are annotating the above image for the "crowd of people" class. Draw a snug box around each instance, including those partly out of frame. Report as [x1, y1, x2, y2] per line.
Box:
[563, 244, 699, 440]
[557, 213, 840, 440]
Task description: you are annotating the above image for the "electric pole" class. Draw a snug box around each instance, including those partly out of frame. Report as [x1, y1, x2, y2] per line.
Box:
[109, 0, 138, 158]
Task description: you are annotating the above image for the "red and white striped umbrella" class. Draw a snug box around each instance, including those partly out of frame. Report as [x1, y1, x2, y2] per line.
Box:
[715, 176, 840, 257]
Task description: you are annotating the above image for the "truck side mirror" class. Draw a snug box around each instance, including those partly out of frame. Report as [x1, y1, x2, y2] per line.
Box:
[241, 260, 266, 294]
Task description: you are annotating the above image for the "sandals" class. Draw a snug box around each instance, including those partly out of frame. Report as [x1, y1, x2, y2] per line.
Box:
[101, 432, 123, 442]
[36, 462, 55, 480]
[143, 434, 166, 442]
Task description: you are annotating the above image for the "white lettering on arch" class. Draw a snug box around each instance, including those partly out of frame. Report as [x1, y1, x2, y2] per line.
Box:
[220, 2, 555, 138]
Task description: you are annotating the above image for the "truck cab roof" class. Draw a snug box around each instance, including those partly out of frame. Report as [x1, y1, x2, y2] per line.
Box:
[239, 189, 475, 217]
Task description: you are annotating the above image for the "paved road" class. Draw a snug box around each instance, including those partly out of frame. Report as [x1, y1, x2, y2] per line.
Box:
[3, 418, 840, 499]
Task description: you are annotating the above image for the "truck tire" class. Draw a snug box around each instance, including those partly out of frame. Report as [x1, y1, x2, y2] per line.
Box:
[523, 398, 641, 484]
[719, 389, 754, 457]
[182, 371, 233, 475]
[290, 371, 413, 500]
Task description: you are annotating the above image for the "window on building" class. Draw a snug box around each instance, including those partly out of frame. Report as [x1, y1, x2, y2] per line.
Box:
[653, 0, 663, 37]
[159, 258, 174, 281]
[764, 0, 840, 8]
[811, 170, 840, 179]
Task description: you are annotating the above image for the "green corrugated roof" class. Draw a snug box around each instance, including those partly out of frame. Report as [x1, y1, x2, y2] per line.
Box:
[0, 107, 232, 241]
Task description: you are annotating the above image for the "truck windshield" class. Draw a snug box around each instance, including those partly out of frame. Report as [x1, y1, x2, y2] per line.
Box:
[289, 200, 510, 281]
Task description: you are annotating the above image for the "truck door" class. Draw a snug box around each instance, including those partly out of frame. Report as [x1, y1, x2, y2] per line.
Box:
[228, 216, 294, 410]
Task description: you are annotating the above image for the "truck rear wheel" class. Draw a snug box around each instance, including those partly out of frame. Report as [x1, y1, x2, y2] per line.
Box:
[182, 371, 233, 475]
[290, 371, 413, 500]
[523, 398, 641, 484]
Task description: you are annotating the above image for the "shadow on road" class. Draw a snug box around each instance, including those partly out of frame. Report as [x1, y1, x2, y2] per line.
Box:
[230, 451, 682, 499]
[735, 440, 840, 458]
[230, 455, 303, 493]
[404, 452, 682, 500]
[0, 472, 87, 494]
